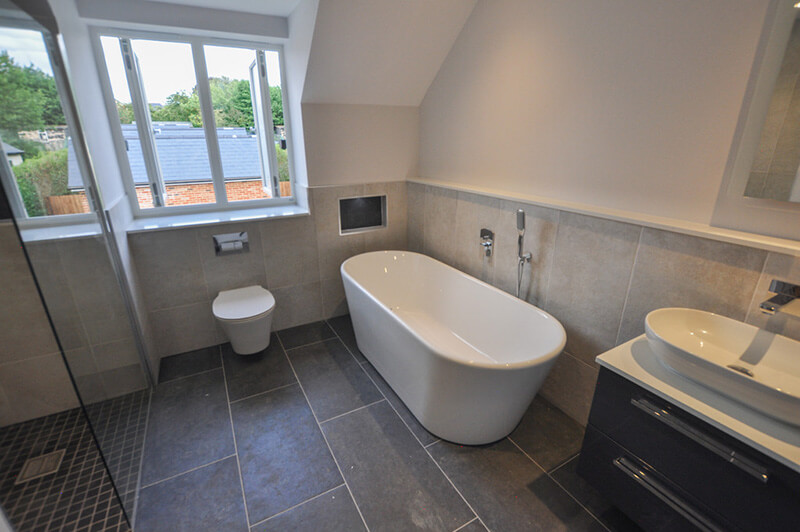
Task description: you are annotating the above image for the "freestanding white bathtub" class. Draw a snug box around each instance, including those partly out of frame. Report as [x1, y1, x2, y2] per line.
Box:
[341, 251, 566, 445]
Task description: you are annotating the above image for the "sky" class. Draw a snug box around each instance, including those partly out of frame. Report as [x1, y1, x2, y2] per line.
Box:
[100, 37, 282, 105]
[0, 27, 53, 75]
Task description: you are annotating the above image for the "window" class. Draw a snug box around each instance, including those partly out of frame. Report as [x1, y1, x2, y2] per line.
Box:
[0, 22, 95, 222]
[95, 30, 293, 215]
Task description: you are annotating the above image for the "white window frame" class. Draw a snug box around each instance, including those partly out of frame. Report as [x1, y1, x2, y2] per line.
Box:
[90, 27, 296, 218]
[711, 0, 800, 241]
[0, 17, 97, 228]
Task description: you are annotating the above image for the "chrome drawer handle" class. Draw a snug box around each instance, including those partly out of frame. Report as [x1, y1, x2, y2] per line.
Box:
[614, 457, 724, 532]
[631, 397, 769, 483]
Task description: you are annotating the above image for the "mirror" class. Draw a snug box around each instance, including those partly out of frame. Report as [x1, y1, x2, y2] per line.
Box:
[745, 13, 800, 202]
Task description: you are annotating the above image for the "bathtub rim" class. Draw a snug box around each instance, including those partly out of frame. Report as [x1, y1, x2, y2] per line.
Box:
[341, 250, 566, 371]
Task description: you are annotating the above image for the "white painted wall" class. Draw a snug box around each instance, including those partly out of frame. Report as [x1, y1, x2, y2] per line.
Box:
[303, 103, 419, 186]
[303, 0, 475, 105]
[419, 0, 771, 224]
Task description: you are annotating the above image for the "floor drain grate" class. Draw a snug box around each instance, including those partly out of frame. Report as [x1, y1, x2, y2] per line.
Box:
[15, 449, 66, 485]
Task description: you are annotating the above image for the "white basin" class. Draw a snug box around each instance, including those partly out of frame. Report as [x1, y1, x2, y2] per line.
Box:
[645, 308, 800, 426]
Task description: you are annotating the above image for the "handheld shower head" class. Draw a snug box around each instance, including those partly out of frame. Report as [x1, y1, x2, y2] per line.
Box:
[516, 209, 526, 235]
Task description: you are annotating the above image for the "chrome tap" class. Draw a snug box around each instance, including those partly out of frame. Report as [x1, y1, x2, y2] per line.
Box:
[480, 228, 494, 257]
[760, 280, 800, 315]
[516, 209, 531, 298]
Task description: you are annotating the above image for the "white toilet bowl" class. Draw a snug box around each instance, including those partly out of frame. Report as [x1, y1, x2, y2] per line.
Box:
[213, 285, 276, 355]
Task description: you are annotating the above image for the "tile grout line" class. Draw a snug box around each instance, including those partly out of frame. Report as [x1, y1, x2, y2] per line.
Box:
[424, 439, 441, 448]
[451, 516, 478, 532]
[129, 389, 152, 529]
[228, 381, 299, 405]
[275, 333, 372, 532]
[318, 399, 386, 424]
[139, 453, 238, 490]
[548, 452, 580, 476]
[421, 444, 485, 531]
[280, 336, 334, 352]
[506, 438, 612, 532]
[158, 365, 222, 385]
[247, 482, 346, 529]
[219, 345, 253, 529]
[614, 226, 644, 346]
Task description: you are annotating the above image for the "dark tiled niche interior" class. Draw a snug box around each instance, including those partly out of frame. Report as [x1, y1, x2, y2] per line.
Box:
[138, 315, 642, 532]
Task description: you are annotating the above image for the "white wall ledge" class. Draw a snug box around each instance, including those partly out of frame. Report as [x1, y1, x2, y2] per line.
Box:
[409, 177, 800, 257]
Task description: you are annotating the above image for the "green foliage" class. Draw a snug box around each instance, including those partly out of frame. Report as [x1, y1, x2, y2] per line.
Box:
[152, 91, 203, 127]
[270, 86, 283, 126]
[12, 148, 70, 216]
[1, 130, 44, 159]
[0, 51, 64, 133]
[276, 143, 289, 181]
[117, 101, 135, 124]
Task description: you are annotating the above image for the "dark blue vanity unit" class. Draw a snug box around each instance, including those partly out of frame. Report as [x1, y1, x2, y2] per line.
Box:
[578, 338, 800, 532]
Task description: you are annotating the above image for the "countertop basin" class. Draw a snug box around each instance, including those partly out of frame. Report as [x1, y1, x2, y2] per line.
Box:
[645, 308, 800, 426]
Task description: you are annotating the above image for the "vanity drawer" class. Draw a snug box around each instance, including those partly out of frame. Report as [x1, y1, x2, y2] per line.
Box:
[578, 425, 729, 532]
[587, 368, 800, 532]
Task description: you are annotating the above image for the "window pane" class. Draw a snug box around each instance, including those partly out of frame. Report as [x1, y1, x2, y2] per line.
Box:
[0, 27, 91, 217]
[204, 45, 271, 202]
[100, 36, 152, 209]
[265, 50, 291, 197]
[131, 39, 216, 207]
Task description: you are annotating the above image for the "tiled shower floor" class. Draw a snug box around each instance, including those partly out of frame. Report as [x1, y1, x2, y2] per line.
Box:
[137, 315, 642, 532]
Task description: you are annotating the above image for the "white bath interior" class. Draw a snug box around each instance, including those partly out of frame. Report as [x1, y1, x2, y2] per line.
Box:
[342, 251, 566, 445]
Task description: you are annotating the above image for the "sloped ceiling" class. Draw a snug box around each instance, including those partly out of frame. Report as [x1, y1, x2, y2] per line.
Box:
[303, 0, 476, 106]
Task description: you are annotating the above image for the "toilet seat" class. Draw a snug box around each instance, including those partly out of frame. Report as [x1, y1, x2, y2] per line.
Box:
[213, 286, 275, 322]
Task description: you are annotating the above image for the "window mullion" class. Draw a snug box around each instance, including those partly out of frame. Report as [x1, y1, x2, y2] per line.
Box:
[119, 38, 166, 207]
[191, 42, 227, 206]
[256, 50, 280, 198]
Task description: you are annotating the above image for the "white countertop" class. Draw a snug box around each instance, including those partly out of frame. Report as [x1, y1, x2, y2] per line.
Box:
[597, 336, 800, 474]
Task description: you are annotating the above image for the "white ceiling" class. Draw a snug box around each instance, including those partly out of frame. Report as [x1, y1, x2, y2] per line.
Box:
[146, 0, 301, 17]
[303, 0, 477, 106]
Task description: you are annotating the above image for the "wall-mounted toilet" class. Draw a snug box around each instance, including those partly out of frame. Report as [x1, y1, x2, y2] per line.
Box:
[213, 285, 275, 355]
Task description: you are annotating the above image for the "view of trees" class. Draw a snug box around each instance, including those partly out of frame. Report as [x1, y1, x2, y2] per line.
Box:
[115, 77, 284, 129]
[0, 51, 73, 216]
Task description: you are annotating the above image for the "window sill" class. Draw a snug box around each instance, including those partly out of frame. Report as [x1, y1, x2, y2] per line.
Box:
[125, 204, 310, 234]
[16, 222, 103, 243]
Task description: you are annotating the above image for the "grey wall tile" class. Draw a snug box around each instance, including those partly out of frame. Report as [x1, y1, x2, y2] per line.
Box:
[494, 201, 558, 305]
[0, 255, 60, 363]
[538, 353, 599, 426]
[261, 215, 319, 289]
[364, 181, 408, 252]
[546, 213, 641, 366]
[745, 252, 800, 342]
[423, 186, 458, 265]
[64, 347, 99, 377]
[99, 364, 148, 398]
[150, 301, 218, 357]
[617, 228, 767, 344]
[0, 354, 79, 426]
[129, 228, 208, 311]
[92, 338, 141, 372]
[196, 222, 268, 296]
[271, 282, 323, 331]
[312, 185, 366, 281]
[321, 277, 348, 318]
[407, 183, 425, 252]
[453, 191, 503, 283]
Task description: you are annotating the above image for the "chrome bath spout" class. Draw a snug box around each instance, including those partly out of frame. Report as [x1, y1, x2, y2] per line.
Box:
[516, 209, 531, 298]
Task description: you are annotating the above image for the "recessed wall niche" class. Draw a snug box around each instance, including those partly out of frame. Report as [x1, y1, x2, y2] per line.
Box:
[339, 195, 386, 234]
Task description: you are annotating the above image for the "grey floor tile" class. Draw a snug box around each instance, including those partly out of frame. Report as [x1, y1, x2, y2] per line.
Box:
[231, 384, 342, 524]
[322, 401, 472, 531]
[457, 519, 489, 532]
[222, 337, 296, 402]
[361, 362, 438, 446]
[326, 314, 366, 362]
[136, 456, 247, 532]
[288, 339, 382, 422]
[140, 369, 234, 485]
[429, 439, 604, 532]
[250, 485, 364, 532]
[508, 396, 585, 472]
[158, 345, 221, 383]
[552, 455, 643, 532]
[277, 320, 336, 349]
